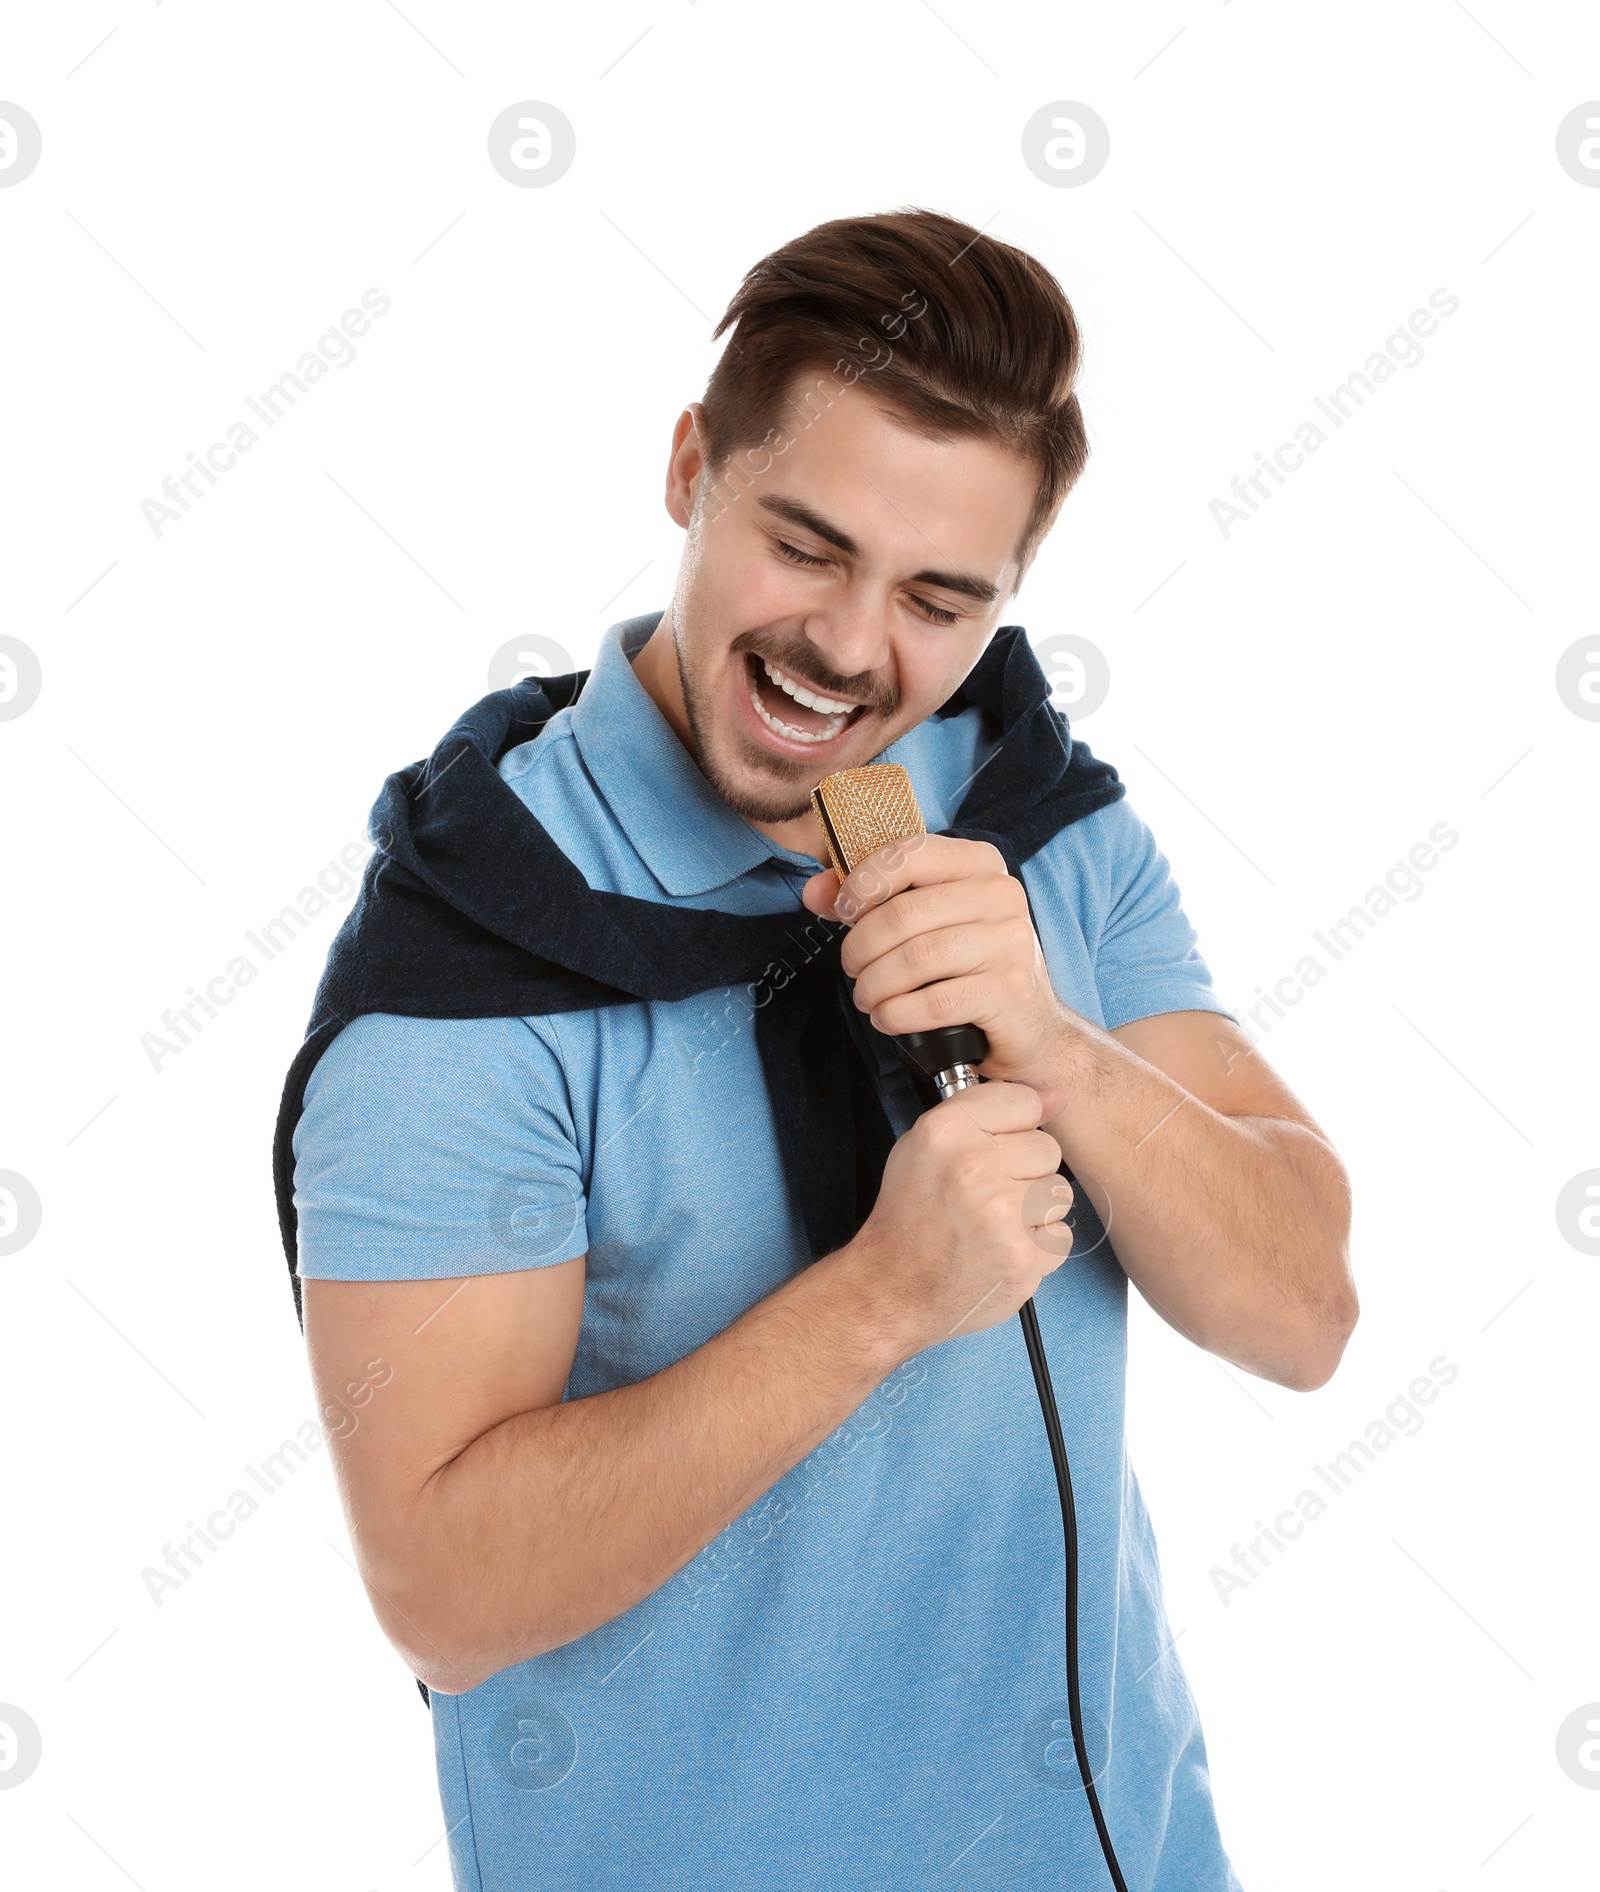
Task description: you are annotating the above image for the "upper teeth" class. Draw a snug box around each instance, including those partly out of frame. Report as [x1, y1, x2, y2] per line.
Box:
[762, 659, 855, 716]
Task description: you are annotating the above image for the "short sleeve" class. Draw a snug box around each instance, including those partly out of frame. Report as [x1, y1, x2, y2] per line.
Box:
[292, 1012, 589, 1281]
[1091, 803, 1238, 1031]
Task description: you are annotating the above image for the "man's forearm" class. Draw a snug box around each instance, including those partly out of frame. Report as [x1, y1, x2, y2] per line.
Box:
[1036, 1014, 1355, 1390]
[368, 1243, 904, 1694]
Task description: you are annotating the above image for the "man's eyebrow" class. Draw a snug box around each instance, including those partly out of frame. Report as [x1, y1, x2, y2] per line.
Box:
[755, 493, 1001, 606]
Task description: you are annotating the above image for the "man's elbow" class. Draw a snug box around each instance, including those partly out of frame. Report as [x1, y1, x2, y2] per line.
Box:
[358, 1535, 580, 1697]
[1271, 1272, 1360, 1392]
[389, 1617, 501, 1697]
[358, 1563, 490, 1696]
[398, 1649, 486, 1698]
[1274, 1146, 1358, 1391]
[368, 1587, 552, 1697]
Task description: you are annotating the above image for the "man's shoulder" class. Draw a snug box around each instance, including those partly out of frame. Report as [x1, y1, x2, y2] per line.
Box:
[303, 1010, 572, 1111]
[1016, 789, 1159, 946]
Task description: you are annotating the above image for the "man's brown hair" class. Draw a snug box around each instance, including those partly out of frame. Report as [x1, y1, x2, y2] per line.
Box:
[699, 206, 1089, 586]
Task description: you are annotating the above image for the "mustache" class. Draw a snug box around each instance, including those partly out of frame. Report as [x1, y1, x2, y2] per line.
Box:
[732, 634, 896, 716]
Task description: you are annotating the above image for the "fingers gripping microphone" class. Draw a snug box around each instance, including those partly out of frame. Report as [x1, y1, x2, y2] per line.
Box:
[811, 764, 1130, 1892]
[809, 765, 989, 1101]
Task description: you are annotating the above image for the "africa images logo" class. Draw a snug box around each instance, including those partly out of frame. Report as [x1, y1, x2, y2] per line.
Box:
[489, 1703, 578, 1792]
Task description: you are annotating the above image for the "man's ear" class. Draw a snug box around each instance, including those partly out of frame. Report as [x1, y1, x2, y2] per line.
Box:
[665, 404, 706, 528]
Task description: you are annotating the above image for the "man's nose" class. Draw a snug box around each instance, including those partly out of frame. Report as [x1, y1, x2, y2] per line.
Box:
[798, 598, 894, 698]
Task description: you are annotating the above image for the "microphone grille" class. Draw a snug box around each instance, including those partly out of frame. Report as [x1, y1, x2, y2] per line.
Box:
[810, 763, 926, 878]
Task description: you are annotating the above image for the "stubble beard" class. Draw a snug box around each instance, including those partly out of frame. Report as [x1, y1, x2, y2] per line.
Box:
[672, 619, 821, 825]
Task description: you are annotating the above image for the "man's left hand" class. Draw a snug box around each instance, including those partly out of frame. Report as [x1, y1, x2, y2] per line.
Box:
[801, 833, 1069, 1090]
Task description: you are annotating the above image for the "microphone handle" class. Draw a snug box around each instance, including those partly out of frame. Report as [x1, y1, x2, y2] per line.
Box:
[894, 1023, 990, 1097]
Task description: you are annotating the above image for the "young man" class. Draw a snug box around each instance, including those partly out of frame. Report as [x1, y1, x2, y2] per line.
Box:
[289, 208, 1355, 1889]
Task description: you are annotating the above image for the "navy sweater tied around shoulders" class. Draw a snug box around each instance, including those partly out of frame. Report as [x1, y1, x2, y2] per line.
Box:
[272, 623, 1125, 1321]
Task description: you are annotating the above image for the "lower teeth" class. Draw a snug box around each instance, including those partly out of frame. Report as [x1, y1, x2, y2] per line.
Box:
[748, 668, 849, 743]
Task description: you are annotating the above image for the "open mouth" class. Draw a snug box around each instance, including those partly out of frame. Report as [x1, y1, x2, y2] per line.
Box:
[742, 651, 872, 748]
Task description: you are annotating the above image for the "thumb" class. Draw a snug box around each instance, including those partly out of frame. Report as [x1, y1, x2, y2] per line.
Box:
[1035, 1085, 1067, 1119]
[801, 868, 843, 917]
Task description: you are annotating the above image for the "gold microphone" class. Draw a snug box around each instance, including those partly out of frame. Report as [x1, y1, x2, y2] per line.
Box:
[811, 762, 990, 1100]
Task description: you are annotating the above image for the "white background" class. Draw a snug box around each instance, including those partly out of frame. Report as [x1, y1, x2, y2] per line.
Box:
[2, 4, 1597, 1888]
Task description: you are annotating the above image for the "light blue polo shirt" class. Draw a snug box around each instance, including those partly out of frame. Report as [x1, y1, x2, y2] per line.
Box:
[293, 611, 1243, 1891]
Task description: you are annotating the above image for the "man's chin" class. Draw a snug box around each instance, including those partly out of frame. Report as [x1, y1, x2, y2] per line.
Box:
[691, 712, 837, 810]
[704, 750, 818, 825]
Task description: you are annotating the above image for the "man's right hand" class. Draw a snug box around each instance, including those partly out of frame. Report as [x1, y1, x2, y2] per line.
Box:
[844, 1079, 1074, 1358]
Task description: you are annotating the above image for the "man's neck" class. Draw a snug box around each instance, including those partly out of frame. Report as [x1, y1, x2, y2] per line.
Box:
[746, 805, 833, 866]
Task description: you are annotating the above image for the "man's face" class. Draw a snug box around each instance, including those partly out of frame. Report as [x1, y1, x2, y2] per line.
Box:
[637, 374, 1040, 836]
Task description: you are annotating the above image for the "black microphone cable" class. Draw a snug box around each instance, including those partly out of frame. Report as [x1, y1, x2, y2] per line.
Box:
[897, 1024, 1129, 1892]
[1016, 1267, 1129, 1892]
